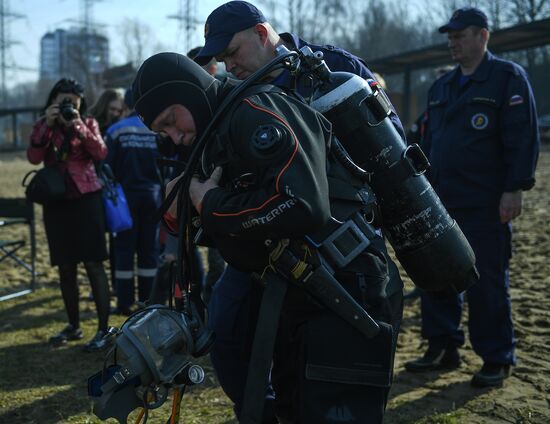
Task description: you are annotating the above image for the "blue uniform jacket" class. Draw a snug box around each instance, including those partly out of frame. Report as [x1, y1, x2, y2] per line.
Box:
[105, 114, 161, 192]
[273, 33, 405, 138]
[422, 51, 539, 209]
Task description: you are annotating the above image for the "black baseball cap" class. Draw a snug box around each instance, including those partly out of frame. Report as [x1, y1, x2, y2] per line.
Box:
[438, 7, 489, 33]
[195, 1, 266, 65]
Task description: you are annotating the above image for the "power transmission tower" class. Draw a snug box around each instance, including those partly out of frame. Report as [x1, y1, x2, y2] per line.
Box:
[168, 0, 202, 54]
[79, 0, 105, 35]
[62, 0, 107, 99]
[0, 0, 23, 103]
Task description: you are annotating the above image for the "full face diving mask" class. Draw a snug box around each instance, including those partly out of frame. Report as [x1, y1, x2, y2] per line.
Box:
[88, 305, 214, 423]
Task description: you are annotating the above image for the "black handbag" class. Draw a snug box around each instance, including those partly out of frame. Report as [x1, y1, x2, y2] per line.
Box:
[22, 166, 66, 205]
[22, 134, 70, 205]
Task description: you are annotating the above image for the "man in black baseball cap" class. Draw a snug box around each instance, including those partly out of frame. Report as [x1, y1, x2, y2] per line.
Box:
[195, 1, 267, 69]
[438, 7, 489, 33]
[436, 7, 491, 69]
[193, 2, 406, 422]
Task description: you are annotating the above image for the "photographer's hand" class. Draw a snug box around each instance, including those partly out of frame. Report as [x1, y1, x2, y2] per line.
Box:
[45, 104, 60, 127]
[60, 109, 81, 128]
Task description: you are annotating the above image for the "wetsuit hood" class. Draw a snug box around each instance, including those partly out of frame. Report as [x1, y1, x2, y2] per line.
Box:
[132, 52, 226, 136]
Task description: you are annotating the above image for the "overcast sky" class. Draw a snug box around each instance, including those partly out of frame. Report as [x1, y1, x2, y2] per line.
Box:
[7, 0, 236, 88]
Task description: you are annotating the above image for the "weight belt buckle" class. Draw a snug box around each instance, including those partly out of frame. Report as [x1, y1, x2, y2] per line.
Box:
[320, 218, 371, 269]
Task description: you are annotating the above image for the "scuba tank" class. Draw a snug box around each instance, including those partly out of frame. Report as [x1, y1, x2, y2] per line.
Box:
[294, 46, 477, 294]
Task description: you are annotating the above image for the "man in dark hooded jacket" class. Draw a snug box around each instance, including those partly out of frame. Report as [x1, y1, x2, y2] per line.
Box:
[132, 52, 402, 424]
[194, 3, 405, 417]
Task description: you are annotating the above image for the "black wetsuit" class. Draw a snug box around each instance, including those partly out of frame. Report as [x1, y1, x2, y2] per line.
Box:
[201, 87, 400, 424]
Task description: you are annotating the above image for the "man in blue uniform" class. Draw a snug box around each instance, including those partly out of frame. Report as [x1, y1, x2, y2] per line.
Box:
[194, 1, 404, 421]
[105, 89, 161, 314]
[405, 7, 539, 387]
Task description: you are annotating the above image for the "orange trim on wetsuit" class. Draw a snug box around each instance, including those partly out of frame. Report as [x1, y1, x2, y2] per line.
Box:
[211, 98, 300, 218]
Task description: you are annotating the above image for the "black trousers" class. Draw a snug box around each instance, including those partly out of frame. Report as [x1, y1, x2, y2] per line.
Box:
[272, 285, 403, 424]
[208, 248, 403, 424]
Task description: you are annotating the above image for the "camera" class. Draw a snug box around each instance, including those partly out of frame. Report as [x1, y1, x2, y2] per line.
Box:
[59, 98, 78, 121]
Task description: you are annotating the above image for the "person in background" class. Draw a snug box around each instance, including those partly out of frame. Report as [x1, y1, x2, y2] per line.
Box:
[27, 78, 111, 351]
[373, 72, 387, 90]
[90, 87, 125, 296]
[406, 66, 453, 147]
[89, 88, 125, 136]
[406, 7, 539, 388]
[104, 88, 161, 315]
[188, 45, 219, 76]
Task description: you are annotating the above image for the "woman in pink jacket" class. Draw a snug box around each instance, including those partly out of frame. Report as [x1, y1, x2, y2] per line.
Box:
[27, 78, 111, 351]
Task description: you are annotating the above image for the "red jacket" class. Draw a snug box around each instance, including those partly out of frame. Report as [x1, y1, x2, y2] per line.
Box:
[27, 117, 108, 196]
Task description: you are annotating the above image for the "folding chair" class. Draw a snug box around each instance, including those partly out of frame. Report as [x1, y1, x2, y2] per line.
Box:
[0, 198, 37, 301]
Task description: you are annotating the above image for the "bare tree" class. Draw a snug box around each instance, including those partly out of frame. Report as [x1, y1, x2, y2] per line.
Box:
[66, 36, 105, 104]
[481, 0, 508, 29]
[356, 0, 436, 60]
[507, 0, 550, 22]
[120, 18, 166, 69]
[258, 0, 356, 45]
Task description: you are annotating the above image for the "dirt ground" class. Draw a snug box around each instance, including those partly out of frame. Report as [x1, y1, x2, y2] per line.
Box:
[1, 148, 549, 423]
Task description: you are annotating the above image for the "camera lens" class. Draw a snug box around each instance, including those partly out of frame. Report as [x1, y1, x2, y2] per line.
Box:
[60, 99, 77, 121]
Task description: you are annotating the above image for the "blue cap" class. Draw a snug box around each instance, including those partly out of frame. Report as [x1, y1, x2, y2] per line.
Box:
[438, 7, 488, 33]
[195, 1, 266, 65]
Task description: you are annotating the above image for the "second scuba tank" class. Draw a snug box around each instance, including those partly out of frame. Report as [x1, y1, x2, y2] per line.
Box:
[304, 49, 478, 294]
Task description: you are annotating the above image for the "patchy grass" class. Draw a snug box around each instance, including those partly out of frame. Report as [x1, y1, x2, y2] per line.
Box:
[2, 148, 550, 424]
[0, 152, 237, 423]
[414, 411, 464, 424]
[0, 285, 237, 424]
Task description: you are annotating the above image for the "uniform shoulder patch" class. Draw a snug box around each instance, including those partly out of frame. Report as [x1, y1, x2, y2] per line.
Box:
[509, 94, 524, 106]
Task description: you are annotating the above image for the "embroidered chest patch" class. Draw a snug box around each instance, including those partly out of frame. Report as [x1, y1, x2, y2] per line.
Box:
[471, 113, 489, 130]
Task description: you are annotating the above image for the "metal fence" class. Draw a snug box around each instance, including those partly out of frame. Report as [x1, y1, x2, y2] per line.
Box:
[0, 107, 42, 150]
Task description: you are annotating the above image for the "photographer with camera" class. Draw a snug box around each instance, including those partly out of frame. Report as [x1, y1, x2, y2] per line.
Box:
[27, 78, 112, 351]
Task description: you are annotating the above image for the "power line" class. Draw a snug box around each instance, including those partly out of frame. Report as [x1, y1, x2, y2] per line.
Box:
[78, 0, 106, 35]
[0, 0, 24, 102]
[167, 0, 202, 53]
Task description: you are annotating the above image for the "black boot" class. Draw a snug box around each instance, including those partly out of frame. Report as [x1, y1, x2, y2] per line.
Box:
[405, 345, 460, 372]
[471, 363, 511, 387]
[83, 330, 112, 352]
[49, 324, 83, 347]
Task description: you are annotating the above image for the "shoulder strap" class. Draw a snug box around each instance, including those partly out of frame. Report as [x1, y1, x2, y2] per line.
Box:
[240, 272, 287, 424]
[240, 83, 285, 98]
[220, 83, 286, 127]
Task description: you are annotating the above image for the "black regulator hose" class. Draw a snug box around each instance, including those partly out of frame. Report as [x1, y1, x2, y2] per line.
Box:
[331, 137, 371, 182]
